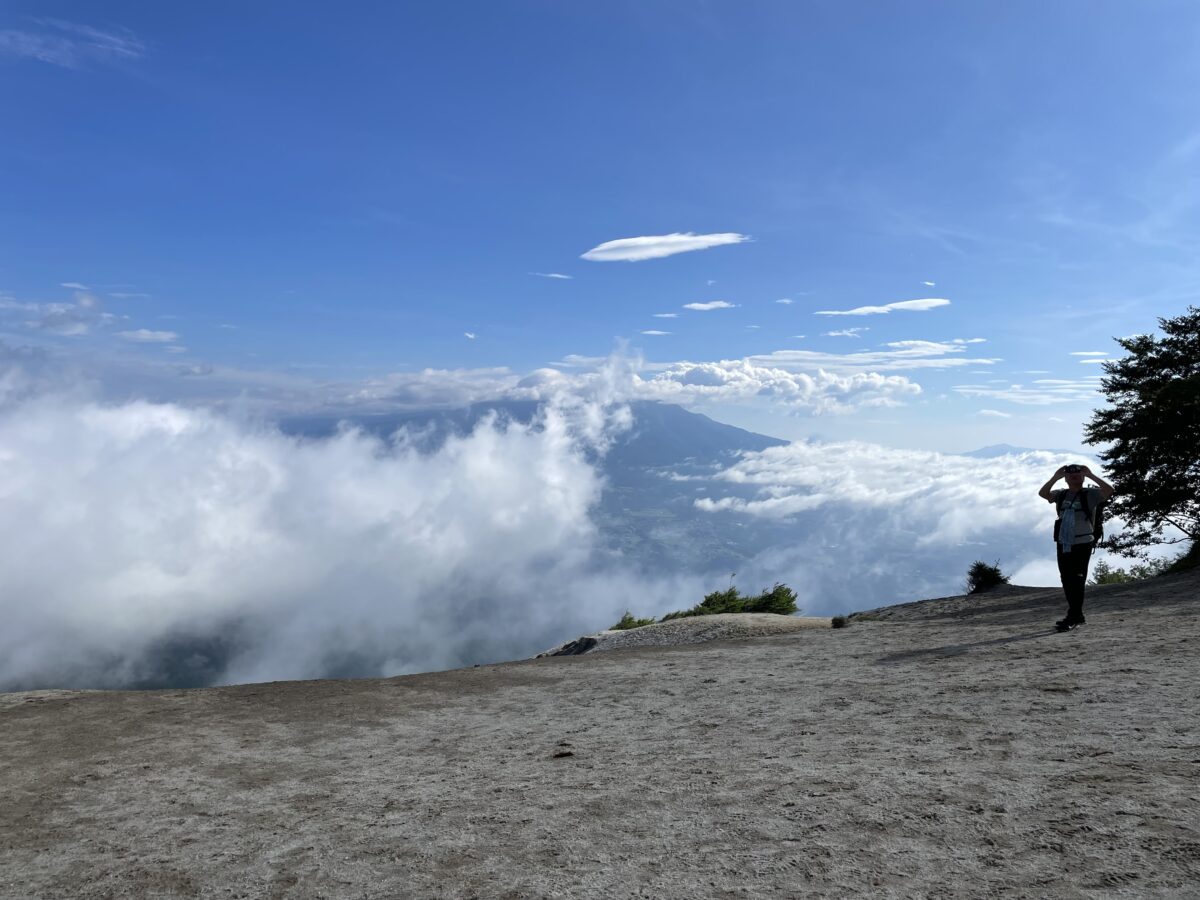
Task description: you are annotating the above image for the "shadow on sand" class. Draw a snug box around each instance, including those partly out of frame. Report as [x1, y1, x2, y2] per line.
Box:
[875, 629, 1057, 665]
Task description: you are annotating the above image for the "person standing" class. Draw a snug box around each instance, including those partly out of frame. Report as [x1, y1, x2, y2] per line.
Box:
[1038, 464, 1115, 631]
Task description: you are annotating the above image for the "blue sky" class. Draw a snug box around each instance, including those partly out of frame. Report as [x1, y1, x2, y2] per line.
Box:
[3, 2, 1199, 451]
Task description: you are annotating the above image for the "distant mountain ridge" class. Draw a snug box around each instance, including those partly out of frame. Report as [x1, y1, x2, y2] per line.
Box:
[280, 400, 787, 471]
[961, 443, 1082, 459]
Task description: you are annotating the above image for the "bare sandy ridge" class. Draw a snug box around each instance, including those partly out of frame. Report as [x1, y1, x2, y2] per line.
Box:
[537, 612, 833, 657]
[2, 572, 1199, 899]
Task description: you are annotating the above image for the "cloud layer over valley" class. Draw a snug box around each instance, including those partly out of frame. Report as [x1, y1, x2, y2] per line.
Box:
[0, 351, 1108, 692]
[0, 383, 718, 691]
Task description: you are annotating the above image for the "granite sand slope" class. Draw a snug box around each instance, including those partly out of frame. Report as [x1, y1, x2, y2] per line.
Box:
[2, 570, 1198, 899]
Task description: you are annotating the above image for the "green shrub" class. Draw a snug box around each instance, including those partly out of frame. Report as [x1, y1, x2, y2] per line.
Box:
[1091, 553, 1181, 584]
[744, 583, 799, 615]
[610, 611, 657, 630]
[1167, 542, 1200, 573]
[659, 583, 801, 621]
[966, 560, 1009, 594]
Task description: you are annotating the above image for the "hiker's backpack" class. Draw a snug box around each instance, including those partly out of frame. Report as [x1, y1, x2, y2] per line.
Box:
[1054, 489, 1105, 544]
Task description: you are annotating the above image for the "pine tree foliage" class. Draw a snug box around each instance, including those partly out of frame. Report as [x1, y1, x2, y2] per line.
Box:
[1084, 305, 1200, 556]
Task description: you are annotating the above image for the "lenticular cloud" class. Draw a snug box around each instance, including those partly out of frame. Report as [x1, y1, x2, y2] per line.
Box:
[0, 389, 686, 691]
[581, 232, 750, 262]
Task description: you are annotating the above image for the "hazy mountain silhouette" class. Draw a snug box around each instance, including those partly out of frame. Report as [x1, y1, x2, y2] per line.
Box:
[280, 400, 786, 471]
[280, 401, 788, 573]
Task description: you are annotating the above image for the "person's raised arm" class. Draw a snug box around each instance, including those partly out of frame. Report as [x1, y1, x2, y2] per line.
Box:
[1081, 465, 1115, 500]
[1038, 466, 1065, 501]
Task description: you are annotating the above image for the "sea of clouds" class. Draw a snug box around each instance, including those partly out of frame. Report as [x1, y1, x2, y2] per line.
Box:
[0, 378, 724, 690]
[0, 347, 1118, 691]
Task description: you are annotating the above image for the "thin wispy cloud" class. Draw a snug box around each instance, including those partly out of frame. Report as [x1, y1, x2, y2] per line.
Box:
[750, 340, 998, 374]
[815, 298, 950, 317]
[922, 281, 936, 286]
[776, 298, 793, 305]
[824, 328, 868, 338]
[581, 232, 750, 262]
[953, 378, 1100, 405]
[5, 289, 117, 337]
[118, 329, 178, 343]
[652, 313, 678, 318]
[978, 409, 1011, 418]
[1070, 351, 1107, 356]
[682, 301, 736, 311]
[60, 282, 88, 290]
[640, 330, 670, 336]
[530, 272, 572, 280]
[464, 332, 477, 340]
[0, 19, 145, 68]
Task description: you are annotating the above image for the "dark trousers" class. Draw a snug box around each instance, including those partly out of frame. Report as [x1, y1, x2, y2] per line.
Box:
[1056, 542, 1093, 622]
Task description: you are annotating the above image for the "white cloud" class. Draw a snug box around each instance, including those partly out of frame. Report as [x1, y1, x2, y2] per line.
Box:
[0, 387, 699, 689]
[581, 232, 751, 262]
[464, 332, 476, 340]
[815, 298, 951, 316]
[1078, 358, 1112, 365]
[922, 281, 936, 286]
[953, 378, 1100, 405]
[746, 325, 760, 329]
[164, 346, 187, 354]
[0, 19, 144, 68]
[341, 366, 524, 410]
[750, 340, 998, 374]
[530, 272, 572, 280]
[11, 290, 116, 337]
[119, 329, 178, 343]
[1070, 351, 1108, 356]
[60, 282, 89, 290]
[652, 313, 678, 318]
[634, 359, 920, 414]
[978, 409, 1011, 418]
[776, 298, 793, 305]
[640, 330, 671, 336]
[683, 301, 737, 311]
[692, 440, 1080, 546]
[824, 328, 868, 338]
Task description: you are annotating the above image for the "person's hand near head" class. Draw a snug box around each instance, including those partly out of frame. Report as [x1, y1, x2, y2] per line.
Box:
[1040, 466, 1067, 500]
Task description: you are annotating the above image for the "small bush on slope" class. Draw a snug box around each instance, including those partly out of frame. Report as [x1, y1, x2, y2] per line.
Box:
[966, 560, 1010, 594]
[658, 583, 800, 622]
[610, 611, 658, 631]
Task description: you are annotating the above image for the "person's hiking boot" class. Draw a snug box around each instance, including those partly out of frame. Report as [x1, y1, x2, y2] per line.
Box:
[1055, 616, 1086, 633]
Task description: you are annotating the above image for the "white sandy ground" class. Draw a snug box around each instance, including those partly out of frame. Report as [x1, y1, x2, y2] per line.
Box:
[2, 571, 1199, 899]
